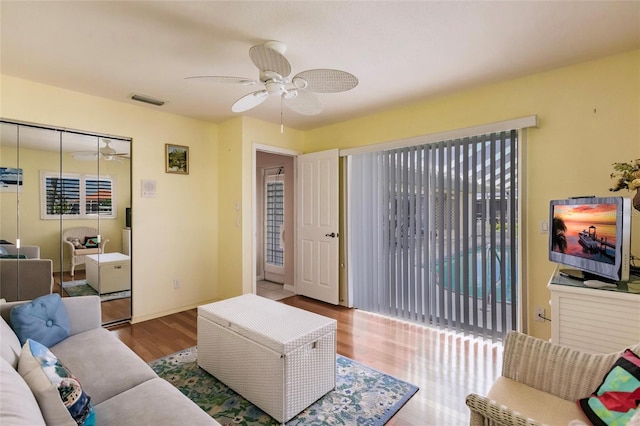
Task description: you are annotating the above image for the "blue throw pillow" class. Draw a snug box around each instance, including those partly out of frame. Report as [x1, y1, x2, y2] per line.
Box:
[10, 294, 70, 347]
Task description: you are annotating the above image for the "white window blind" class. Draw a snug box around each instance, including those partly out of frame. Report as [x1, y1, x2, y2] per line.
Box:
[265, 178, 285, 267]
[41, 171, 115, 219]
[348, 130, 518, 340]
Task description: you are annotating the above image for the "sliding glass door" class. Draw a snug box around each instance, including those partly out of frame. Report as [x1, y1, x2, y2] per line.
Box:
[348, 130, 518, 340]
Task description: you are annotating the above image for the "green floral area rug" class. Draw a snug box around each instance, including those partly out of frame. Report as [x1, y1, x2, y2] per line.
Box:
[149, 347, 418, 425]
[62, 280, 130, 302]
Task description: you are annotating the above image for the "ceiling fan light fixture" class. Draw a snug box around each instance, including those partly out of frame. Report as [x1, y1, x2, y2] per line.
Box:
[283, 89, 298, 100]
[266, 81, 284, 95]
[100, 139, 116, 155]
[292, 77, 308, 89]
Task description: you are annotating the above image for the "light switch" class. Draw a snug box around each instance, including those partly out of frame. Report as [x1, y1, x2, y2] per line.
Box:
[540, 221, 548, 234]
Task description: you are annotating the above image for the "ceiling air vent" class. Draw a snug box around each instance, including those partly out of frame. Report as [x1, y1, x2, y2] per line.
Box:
[130, 94, 165, 106]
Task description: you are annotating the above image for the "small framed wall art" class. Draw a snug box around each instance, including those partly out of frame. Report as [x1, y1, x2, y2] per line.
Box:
[0, 167, 23, 192]
[165, 144, 189, 175]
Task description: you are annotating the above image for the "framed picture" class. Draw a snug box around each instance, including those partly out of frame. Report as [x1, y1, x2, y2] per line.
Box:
[0, 167, 23, 192]
[165, 144, 189, 175]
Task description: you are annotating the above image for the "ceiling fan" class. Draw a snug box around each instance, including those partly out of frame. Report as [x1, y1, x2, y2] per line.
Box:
[186, 41, 358, 116]
[71, 139, 129, 162]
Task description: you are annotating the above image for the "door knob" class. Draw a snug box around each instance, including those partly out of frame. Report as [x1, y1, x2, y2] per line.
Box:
[325, 232, 338, 238]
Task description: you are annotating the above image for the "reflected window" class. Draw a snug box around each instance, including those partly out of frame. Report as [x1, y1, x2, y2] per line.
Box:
[41, 171, 115, 219]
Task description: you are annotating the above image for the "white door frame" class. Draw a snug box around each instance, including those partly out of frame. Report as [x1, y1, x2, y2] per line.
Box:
[252, 143, 301, 295]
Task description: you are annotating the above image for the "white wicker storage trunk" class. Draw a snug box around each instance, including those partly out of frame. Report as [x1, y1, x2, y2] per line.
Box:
[197, 294, 337, 424]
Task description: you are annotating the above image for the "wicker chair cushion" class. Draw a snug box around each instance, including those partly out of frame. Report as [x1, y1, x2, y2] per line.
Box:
[73, 248, 101, 255]
[486, 376, 590, 425]
[578, 348, 640, 425]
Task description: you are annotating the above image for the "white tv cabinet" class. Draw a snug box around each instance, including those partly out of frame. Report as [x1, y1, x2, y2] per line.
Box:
[547, 268, 640, 353]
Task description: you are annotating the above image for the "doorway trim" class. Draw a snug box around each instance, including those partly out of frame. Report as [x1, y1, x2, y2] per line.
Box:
[252, 143, 302, 295]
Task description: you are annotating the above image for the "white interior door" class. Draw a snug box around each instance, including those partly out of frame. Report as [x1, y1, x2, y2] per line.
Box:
[296, 149, 339, 304]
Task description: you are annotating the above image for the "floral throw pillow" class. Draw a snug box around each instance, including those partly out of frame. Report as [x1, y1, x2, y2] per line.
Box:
[578, 348, 640, 426]
[18, 339, 95, 426]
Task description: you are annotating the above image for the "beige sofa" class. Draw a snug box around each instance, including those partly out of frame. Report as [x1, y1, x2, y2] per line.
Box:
[0, 245, 53, 302]
[1, 295, 221, 425]
[466, 331, 640, 426]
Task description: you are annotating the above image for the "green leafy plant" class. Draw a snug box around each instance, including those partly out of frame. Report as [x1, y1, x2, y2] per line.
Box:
[609, 159, 640, 191]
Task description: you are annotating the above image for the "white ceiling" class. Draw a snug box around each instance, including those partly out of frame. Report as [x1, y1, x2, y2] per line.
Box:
[1, 1, 639, 131]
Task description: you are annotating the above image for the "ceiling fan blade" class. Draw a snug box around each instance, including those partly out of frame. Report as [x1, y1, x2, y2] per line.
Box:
[232, 90, 269, 113]
[283, 90, 323, 116]
[185, 76, 258, 85]
[293, 69, 358, 93]
[71, 151, 98, 161]
[249, 44, 291, 78]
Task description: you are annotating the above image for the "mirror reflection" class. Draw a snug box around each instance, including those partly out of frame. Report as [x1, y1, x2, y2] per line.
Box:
[0, 120, 131, 325]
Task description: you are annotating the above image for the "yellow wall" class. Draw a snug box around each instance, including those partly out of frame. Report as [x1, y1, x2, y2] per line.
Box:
[306, 50, 640, 339]
[217, 117, 244, 299]
[216, 116, 305, 298]
[0, 75, 220, 322]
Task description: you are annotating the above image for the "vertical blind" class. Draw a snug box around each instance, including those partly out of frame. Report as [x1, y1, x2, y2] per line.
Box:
[348, 130, 518, 340]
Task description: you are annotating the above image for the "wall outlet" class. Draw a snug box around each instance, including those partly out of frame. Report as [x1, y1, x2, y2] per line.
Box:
[535, 307, 545, 322]
[173, 279, 181, 289]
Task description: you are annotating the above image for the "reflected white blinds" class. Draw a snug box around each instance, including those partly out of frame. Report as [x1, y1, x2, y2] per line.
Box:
[348, 130, 518, 339]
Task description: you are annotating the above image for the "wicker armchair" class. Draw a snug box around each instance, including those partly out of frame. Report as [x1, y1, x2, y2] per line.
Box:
[466, 331, 640, 426]
[62, 227, 109, 276]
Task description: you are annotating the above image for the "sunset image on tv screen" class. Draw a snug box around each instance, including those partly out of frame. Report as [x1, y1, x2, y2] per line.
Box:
[551, 203, 617, 265]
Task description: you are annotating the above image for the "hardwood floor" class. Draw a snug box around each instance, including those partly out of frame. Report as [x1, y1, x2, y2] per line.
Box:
[109, 296, 503, 425]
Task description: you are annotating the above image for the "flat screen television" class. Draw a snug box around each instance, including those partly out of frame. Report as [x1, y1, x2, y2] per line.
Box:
[549, 196, 632, 282]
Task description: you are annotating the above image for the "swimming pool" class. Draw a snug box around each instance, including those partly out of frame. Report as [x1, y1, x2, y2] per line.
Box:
[433, 245, 514, 303]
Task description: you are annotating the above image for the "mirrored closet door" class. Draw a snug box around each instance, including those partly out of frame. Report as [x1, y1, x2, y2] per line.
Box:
[0, 119, 132, 325]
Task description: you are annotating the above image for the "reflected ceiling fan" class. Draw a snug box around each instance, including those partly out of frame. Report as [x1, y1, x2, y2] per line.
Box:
[72, 139, 129, 162]
[186, 41, 358, 116]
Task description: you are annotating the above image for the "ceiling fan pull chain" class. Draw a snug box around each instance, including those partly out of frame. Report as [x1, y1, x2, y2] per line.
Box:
[280, 95, 284, 134]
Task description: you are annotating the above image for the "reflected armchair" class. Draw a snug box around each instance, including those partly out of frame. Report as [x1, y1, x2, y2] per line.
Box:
[0, 244, 53, 301]
[62, 227, 109, 276]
